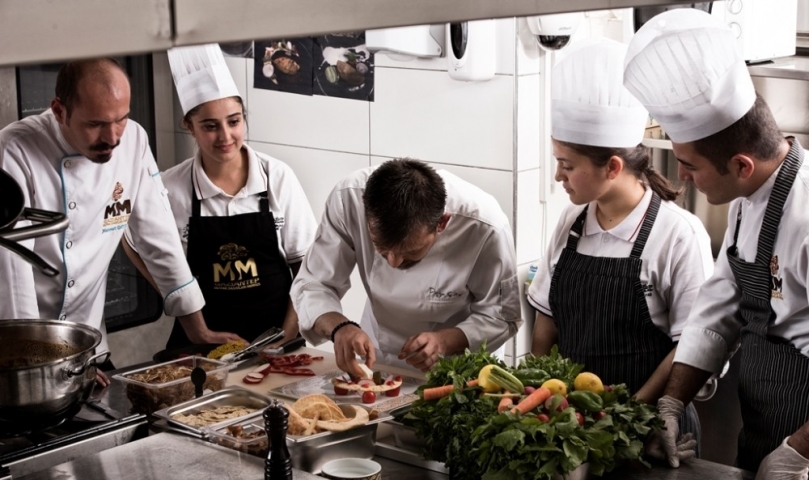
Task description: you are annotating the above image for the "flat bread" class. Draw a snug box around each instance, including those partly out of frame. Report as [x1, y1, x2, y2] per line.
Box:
[298, 401, 344, 421]
[315, 405, 370, 432]
[331, 376, 403, 393]
[286, 394, 371, 436]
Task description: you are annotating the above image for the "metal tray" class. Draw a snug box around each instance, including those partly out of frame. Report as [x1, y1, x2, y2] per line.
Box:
[205, 404, 393, 474]
[152, 386, 272, 436]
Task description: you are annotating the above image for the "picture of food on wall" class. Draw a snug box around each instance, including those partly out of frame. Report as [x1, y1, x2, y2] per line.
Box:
[253, 38, 314, 96]
[313, 33, 375, 101]
[219, 41, 254, 59]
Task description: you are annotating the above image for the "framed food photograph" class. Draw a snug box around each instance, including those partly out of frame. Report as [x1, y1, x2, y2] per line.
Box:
[312, 33, 375, 101]
[253, 38, 314, 96]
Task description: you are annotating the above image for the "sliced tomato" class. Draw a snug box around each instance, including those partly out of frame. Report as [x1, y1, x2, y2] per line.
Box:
[243, 373, 265, 384]
[361, 391, 376, 404]
[334, 385, 349, 395]
[385, 385, 401, 397]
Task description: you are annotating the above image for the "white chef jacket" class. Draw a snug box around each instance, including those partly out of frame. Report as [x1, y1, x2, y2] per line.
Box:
[127, 145, 316, 264]
[291, 167, 523, 368]
[0, 110, 205, 352]
[527, 188, 714, 340]
[675, 150, 809, 374]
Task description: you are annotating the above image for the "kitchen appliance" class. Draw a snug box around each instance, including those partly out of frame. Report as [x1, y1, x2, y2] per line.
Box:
[0, 320, 110, 437]
[446, 19, 496, 81]
[719, 0, 798, 63]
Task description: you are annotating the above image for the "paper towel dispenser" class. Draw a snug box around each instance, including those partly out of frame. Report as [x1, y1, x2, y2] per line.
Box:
[365, 25, 445, 61]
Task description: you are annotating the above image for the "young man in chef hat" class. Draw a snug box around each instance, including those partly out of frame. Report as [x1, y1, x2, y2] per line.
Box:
[291, 158, 522, 378]
[624, 8, 809, 477]
[123, 44, 316, 349]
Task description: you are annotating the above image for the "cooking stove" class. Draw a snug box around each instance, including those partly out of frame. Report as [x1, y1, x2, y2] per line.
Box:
[0, 400, 148, 479]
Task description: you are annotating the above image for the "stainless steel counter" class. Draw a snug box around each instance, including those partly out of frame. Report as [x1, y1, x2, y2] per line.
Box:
[748, 56, 809, 81]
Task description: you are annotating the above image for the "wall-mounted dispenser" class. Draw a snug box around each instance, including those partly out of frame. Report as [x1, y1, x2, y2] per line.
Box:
[446, 19, 496, 81]
[365, 25, 445, 61]
[525, 12, 583, 51]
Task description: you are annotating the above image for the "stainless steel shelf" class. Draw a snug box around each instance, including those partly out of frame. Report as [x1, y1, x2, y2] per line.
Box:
[0, 0, 699, 67]
[748, 56, 809, 81]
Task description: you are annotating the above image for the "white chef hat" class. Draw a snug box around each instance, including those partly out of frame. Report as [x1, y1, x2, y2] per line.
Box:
[623, 9, 756, 143]
[552, 39, 649, 148]
[167, 44, 241, 115]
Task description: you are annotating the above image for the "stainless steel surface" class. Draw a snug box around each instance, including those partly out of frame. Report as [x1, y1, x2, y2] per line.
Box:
[0, 321, 105, 431]
[375, 437, 449, 474]
[600, 458, 753, 479]
[151, 386, 271, 436]
[749, 56, 809, 81]
[14, 432, 323, 480]
[752, 74, 809, 146]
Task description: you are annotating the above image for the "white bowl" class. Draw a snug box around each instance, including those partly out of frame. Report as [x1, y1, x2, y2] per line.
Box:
[320, 458, 381, 480]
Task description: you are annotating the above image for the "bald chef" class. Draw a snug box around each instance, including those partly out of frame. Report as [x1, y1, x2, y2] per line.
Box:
[291, 159, 522, 378]
[0, 59, 242, 385]
[623, 9, 809, 477]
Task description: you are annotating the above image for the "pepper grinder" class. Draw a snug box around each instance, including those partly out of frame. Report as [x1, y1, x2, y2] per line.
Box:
[264, 399, 293, 480]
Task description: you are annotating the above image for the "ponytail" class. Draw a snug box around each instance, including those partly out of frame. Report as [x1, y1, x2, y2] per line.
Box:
[556, 140, 683, 201]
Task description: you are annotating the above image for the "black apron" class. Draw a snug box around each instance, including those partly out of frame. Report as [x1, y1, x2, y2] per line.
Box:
[549, 192, 701, 448]
[166, 173, 292, 348]
[730, 139, 809, 472]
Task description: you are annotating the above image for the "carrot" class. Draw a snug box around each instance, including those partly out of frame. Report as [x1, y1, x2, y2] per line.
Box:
[511, 386, 552, 415]
[422, 385, 455, 401]
[466, 379, 479, 387]
[497, 395, 514, 413]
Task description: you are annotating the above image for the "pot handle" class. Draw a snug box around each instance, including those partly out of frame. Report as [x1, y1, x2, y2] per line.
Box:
[67, 351, 111, 377]
[0, 236, 59, 276]
[0, 208, 69, 243]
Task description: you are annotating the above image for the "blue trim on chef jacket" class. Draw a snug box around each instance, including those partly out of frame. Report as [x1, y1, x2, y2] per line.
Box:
[165, 278, 198, 305]
[56, 155, 78, 316]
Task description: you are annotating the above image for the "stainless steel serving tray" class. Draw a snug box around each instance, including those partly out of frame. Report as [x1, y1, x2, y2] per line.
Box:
[152, 386, 272, 437]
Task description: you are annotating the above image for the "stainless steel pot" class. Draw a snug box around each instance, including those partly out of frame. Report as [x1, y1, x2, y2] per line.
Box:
[0, 169, 69, 277]
[0, 320, 109, 434]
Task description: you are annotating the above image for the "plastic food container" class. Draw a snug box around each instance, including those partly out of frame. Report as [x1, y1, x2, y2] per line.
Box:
[205, 404, 392, 474]
[113, 356, 231, 415]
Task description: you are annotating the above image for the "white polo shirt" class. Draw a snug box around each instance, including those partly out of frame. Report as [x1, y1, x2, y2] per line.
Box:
[675, 151, 809, 374]
[0, 110, 205, 352]
[154, 145, 316, 264]
[528, 188, 714, 340]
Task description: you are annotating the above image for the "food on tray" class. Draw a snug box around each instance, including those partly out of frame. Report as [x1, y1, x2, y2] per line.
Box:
[285, 394, 376, 436]
[171, 405, 258, 427]
[215, 424, 269, 457]
[331, 372, 403, 403]
[122, 361, 227, 414]
[242, 353, 323, 384]
[206, 341, 246, 360]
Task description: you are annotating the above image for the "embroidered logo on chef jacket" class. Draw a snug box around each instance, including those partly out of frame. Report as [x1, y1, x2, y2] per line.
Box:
[102, 182, 131, 233]
[641, 283, 654, 297]
[274, 216, 285, 231]
[771, 255, 784, 300]
[212, 243, 261, 290]
[426, 287, 464, 301]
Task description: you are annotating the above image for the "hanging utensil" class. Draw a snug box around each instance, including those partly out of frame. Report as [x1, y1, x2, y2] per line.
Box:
[0, 169, 69, 276]
[220, 327, 285, 363]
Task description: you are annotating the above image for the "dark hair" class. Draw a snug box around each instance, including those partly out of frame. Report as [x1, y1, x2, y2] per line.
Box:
[182, 96, 247, 128]
[691, 94, 783, 174]
[363, 158, 447, 250]
[55, 58, 127, 115]
[556, 140, 682, 202]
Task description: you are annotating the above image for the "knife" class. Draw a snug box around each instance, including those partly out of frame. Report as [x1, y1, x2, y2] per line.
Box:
[231, 336, 307, 371]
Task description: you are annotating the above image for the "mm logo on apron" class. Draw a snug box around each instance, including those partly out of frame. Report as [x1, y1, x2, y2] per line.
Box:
[212, 242, 262, 290]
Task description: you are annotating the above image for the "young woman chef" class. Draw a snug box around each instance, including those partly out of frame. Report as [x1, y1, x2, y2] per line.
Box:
[127, 44, 316, 348]
[526, 40, 714, 450]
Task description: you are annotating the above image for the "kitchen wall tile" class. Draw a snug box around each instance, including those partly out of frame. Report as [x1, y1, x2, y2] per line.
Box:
[516, 17, 542, 76]
[369, 68, 514, 171]
[516, 168, 544, 265]
[371, 156, 514, 223]
[245, 61, 370, 155]
[517, 74, 541, 172]
[249, 141, 370, 220]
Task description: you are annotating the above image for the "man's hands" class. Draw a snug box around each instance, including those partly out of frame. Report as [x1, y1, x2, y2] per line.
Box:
[645, 395, 696, 468]
[178, 311, 246, 345]
[755, 437, 809, 480]
[332, 322, 375, 379]
[399, 332, 446, 371]
[95, 369, 110, 387]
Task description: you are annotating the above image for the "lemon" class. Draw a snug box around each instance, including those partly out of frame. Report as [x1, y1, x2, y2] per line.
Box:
[541, 378, 568, 397]
[573, 372, 604, 394]
[477, 365, 502, 393]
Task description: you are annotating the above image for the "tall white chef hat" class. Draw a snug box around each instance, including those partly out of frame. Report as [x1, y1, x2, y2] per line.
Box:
[552, 39, 649, 148]
[167, 44, 241, 116]
[623, 9, 756, 143]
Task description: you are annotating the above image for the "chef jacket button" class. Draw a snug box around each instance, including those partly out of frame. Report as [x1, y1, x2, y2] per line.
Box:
[602, 236, 609, 243]
[59, 315, 66, 320]
[68, 201, 77, 210]
[66, 241, 73, 249]
[64, 160, 72, 169]
[67, 279, 75, 288]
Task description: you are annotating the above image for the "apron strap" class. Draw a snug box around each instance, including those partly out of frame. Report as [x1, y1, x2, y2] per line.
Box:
[755, 139, 804, 264]
[630, 192, 661, 259]
[565, 206, 588, 250]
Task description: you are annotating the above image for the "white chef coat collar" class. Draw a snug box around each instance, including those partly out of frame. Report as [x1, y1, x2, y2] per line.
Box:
[584, 188, 653, 242]
[191, 145, 267, 200]
[45, 110, 83, 158]
[745, 159, 783, 206]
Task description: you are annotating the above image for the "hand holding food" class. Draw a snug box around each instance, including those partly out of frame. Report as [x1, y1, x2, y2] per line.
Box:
[331, 371, 404, 403]
[332, 323, 376, 380]
[756, 437, 809, 480]
[399, 332, 445, 371]
[645, 395, 694, 468]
